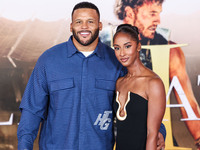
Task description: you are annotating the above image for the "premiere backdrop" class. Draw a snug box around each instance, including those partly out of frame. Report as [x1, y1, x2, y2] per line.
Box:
[0, 0, 199, 149]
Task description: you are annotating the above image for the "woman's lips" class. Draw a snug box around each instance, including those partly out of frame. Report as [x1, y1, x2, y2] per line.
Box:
[120, 58, 129, 63]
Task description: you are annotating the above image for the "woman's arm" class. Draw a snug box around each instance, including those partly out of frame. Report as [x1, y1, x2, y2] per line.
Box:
[146, 77, 166, 150]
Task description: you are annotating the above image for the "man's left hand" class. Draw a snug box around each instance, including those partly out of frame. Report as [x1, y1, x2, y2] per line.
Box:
[157, 132, 165, 150]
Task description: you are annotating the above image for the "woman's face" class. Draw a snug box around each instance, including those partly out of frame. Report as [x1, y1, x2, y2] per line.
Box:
[113, 32, 140, 67]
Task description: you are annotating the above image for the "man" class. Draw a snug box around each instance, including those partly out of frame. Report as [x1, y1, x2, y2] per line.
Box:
[114, 0, 200, 148]
[17, 2, 165, 150]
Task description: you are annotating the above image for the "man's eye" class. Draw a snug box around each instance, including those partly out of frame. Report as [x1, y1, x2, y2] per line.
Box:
[76, 21, 81, 24]
[150, 13, 156, 17]
[88, 21, 94, 23]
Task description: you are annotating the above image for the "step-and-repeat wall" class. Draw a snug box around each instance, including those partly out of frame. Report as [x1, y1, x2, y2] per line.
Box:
[0, 0, 199, 149]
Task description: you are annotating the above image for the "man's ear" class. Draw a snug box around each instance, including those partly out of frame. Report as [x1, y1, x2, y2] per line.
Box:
[123, 6, 135, 25]
[70, 23, 72, 32]
[99, 22, 103, 31]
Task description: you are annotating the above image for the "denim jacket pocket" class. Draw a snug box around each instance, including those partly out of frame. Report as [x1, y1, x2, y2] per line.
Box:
[95, 79, 115, 91]
[50, 78, 74, 92]
[49, 78, 74, 109]
[95, 79, 115, 109]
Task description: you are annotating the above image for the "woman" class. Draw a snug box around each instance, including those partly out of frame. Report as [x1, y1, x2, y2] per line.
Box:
[113, 24, 166, 150]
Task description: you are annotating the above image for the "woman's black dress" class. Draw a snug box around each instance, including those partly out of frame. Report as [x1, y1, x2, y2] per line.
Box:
[113, 92, 148, 150]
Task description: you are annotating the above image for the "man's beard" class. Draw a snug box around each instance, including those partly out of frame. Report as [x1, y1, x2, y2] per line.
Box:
[136, 24, 156, 40]
[72, 28, 99, 46]
[134, 17, 156, 40]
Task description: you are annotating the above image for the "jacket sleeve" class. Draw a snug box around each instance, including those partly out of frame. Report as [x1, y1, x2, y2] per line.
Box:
[159, 123, 166, 141]
[17, 55, 49, 149]
[17, 110, 42, 150]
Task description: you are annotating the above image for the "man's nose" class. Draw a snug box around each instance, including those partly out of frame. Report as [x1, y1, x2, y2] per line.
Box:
[82, 22, 88, 29]
[154, 15, 160, 25]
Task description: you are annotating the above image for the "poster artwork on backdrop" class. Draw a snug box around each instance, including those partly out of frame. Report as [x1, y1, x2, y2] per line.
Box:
[0, 0, 200, 149]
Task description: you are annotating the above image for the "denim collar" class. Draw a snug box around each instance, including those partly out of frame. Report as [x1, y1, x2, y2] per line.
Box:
[67, 36, 104, 59]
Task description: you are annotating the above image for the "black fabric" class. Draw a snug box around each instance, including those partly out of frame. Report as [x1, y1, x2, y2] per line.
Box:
[113, 92, 148, 150]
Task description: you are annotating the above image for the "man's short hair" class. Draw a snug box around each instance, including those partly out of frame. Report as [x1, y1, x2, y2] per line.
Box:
[114, 0, 164, 20]
[72, 2, 100, 20]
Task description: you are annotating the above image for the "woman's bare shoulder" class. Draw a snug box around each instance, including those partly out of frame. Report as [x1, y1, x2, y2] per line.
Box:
[147, 75, 165, 97]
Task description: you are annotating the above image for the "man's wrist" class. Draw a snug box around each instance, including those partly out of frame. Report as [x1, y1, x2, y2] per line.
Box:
[18, 140, 33, 150]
